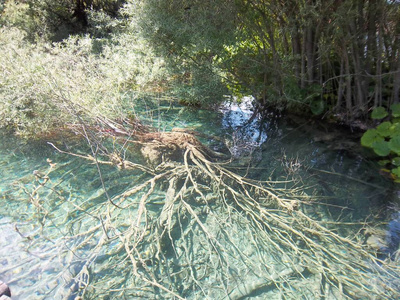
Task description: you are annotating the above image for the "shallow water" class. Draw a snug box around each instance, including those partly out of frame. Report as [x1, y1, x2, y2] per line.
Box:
[0, 98, 399, 299]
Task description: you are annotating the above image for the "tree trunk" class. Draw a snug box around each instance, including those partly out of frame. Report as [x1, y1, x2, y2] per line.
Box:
[301, 29, 307, 88]
[336, 55, 345, 110]
[393, 56, 400, 104]
[345, 49, 353, 114]
[292, 26, 301, 85]
[305, 25, 315, 84]
[73, 0, 88, 28]
[374, 23, 383, 107]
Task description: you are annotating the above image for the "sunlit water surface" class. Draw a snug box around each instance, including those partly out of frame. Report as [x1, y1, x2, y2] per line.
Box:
[1, 98, 399, 299]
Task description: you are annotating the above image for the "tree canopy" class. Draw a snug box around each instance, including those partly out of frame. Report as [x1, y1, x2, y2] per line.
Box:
[134, 0, 400, 118]
[0, 0, 399, 133]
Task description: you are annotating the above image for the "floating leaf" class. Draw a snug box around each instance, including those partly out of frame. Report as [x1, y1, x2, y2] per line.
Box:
[389, 136, 400, 155]
[371, 140, 391, 156]
[392, 157, 400, 166]
[376, 121, 392, 137]
[391, 103, 400, 118]
[361, 129, 383, 148]
[371, 107, 388, 119]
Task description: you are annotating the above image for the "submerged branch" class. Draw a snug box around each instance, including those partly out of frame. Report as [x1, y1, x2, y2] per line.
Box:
[31, 118, 400, 299]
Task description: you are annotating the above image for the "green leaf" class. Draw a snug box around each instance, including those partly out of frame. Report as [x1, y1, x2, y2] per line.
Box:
[392, 167, 400, 178]
[376, 121, 392, 137]
[371, 107, 388, 119]
[361, 129, 384, 148]
[388, 122, 400, 138]
[378, 160, 391, 166]
[392, 157, 400, 166]
[389, 136, 400, 154]
[371, 140, 391, 156]
[392, 118, 400, 124]
[391, 104, 400, 118]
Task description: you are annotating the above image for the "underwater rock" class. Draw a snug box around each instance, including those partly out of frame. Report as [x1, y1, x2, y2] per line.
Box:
[365, 213, 400, 258]
[0, 281, 11, 298]
[387, 212, 400, 256]
[366, 235, 388, 251]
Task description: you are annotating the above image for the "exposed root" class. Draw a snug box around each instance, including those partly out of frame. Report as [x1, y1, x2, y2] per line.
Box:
[25, 120, 400, 299]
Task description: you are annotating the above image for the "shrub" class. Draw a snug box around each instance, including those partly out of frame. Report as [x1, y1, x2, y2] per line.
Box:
[0, 26, 165, 137]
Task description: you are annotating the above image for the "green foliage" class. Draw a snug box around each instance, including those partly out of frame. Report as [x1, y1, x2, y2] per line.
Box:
[391, 103, 400, 118]
[361, 106, 400, 180]
[393, 167, 400, 178]
[361, 129, 383, 148]
[371, 140, 391, 157]
[0, 0, 125, 41]
[389, 136, 400, 154]
[1, 0, 399, 132]
[129, 0, 237, 106]
[0, 26, 165, 137]
[125, 0, 400, 116]
[392, 157, 400, 166]
[1, 0, 47, 40]
[371, 107, 388, 120]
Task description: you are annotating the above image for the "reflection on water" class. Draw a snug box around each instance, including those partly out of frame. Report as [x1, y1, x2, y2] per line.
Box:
[0, 98, 399, 299]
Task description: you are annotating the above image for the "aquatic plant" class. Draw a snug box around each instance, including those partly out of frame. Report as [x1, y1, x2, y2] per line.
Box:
[361, 104, 400, 181]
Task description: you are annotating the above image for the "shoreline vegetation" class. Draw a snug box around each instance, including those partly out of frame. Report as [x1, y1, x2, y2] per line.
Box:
[1, 1, 400, 299]
[0, 1, 399, 139]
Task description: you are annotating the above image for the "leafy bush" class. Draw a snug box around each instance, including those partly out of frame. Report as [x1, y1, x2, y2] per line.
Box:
[361, 104, 400, 180]
[0, 26, 165, 137]
[126, 0, 236, 107]
[1, 0, 76, 41]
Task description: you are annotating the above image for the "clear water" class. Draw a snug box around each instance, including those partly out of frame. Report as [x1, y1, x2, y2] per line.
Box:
[0, 98, 399, 299]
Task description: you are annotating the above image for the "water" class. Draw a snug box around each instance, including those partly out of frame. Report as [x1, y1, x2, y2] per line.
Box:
[0, 98, 399, 299]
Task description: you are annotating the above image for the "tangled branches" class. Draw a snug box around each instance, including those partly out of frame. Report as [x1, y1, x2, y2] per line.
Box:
[28, 119, 400, 299]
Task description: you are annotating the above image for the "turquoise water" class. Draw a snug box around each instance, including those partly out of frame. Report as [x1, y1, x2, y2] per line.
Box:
[0, 99, 399, 299]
